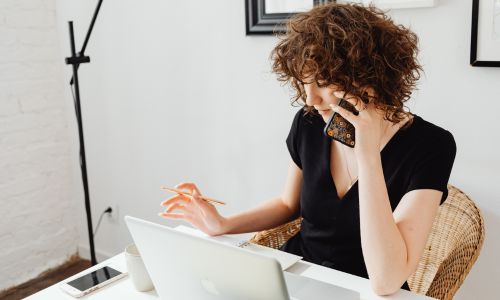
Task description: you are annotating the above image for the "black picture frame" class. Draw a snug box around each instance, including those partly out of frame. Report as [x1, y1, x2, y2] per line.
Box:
[470, 0, 500, 67]
[245, 0, 333, 35]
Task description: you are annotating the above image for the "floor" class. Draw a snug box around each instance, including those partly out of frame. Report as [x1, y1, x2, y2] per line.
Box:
[0, 258, 91, 300]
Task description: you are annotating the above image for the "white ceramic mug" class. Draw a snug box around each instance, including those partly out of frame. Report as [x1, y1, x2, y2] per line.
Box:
[125, 243, 154, 292]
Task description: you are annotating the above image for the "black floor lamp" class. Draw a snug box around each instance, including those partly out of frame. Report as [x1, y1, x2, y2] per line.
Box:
[64, 0, 104, 266]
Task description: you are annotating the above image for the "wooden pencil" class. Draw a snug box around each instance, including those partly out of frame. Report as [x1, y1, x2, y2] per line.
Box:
[160, 186, 226, 205]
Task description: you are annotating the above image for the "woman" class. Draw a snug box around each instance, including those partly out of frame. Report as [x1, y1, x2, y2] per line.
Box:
[159, 3, 456, 296]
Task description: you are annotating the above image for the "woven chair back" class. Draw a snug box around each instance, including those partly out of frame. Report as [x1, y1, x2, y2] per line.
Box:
[407, 184, 485, 300]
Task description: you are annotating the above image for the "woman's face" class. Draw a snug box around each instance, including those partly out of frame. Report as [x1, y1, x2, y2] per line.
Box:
[303, 80, 342, 123]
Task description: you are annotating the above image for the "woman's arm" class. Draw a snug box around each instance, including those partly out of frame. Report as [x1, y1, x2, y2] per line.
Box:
[357, 154, 441, 295]
[328, 93, 442, 296]
[223, 160, 302, 234]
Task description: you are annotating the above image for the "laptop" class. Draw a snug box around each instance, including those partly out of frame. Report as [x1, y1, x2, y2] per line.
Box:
[125, 216, 360, 300]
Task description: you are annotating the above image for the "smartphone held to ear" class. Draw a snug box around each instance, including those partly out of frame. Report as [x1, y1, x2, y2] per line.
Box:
[323, 98, 358, 148]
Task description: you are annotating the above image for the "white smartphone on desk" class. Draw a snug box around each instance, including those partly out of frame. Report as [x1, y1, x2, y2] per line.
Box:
[59, 266, 127, 298]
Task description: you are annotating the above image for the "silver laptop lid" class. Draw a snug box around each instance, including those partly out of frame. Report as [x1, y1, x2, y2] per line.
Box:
[125, 216, 290, 300]
[284, 272, 360, 300]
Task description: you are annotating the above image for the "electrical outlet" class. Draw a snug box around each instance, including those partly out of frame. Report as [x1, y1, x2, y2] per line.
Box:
[108, 204, 120, 224]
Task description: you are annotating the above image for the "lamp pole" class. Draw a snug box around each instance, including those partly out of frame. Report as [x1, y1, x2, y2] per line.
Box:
[64, 0, 104, 266]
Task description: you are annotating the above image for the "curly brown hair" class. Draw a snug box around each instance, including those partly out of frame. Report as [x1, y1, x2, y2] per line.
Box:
[270, 2, 423, 127]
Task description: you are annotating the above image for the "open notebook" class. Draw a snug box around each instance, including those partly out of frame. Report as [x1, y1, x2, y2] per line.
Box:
[174, 225, 302, 270]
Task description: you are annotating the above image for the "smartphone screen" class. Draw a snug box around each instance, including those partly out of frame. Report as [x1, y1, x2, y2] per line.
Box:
[66, 266, 122, 291]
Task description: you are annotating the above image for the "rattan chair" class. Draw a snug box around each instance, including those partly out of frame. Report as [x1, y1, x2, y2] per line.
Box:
[248, 184, 485, 300]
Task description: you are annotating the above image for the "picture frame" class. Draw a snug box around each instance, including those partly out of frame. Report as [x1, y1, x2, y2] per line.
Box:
[470, 0, 500, 67]
[245, 0, 437, 36]
[245, 0, 333, 35]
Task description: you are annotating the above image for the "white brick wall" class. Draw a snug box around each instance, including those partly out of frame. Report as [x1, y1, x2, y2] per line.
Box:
[0, 0, 80, 291]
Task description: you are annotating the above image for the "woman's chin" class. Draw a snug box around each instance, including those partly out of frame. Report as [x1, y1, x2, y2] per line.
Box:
[317, 109, 332, 121]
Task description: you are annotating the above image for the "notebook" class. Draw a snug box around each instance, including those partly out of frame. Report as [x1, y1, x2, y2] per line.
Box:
[174, 225, 302, 270]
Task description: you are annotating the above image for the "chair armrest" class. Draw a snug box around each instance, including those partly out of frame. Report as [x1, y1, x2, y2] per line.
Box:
[248, 217, 303, 249]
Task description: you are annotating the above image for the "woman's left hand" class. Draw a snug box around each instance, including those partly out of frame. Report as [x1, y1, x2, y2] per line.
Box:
[329, 90, 390, 160]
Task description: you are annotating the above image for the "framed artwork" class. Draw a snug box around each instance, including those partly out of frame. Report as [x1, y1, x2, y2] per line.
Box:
[470, 0, 500, 67]
[245, 0, 436, 36]
[245, 0, 333, 35]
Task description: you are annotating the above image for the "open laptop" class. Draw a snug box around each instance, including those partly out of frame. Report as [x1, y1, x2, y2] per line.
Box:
[125, 216, 360, 300]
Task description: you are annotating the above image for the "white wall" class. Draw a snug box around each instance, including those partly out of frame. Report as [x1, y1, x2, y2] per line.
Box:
[55, 0, 500, 299]
[0, 0, 80, 292]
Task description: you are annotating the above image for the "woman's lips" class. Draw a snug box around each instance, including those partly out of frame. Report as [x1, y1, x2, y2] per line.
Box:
[317, 109, 331, 114]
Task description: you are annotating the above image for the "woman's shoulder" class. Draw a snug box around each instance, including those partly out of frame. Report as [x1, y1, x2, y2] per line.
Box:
[409, 114, 456, 153]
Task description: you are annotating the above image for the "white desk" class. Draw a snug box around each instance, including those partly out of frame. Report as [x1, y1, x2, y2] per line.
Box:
[26, 253, 436, 300]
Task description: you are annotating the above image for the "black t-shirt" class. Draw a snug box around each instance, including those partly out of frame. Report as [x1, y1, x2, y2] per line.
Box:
[279, 107, 457, 291]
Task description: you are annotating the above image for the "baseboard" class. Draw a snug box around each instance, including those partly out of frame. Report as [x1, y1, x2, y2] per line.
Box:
[78, 245, 113, 262]
[0, 253, 85, 298]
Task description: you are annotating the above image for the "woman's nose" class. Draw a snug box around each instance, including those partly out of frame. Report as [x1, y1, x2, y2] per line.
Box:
[305, 94, 322, 106]
[304, 85, 322, 106]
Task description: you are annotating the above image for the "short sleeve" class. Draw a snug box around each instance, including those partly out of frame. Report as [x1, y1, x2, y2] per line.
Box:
[286, 109, 303, 169]
[406, 130, 457, 205]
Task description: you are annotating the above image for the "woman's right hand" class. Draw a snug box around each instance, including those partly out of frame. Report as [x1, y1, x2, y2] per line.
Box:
[159, 182, 228, 236]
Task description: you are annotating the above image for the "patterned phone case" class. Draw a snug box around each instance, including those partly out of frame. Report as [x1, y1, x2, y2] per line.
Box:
[323, 99, 358, 148]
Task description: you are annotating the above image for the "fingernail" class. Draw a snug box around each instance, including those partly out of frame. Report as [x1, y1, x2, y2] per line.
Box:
[334, 91, 342, 97]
